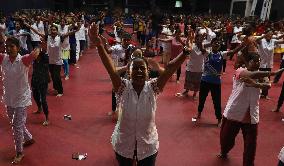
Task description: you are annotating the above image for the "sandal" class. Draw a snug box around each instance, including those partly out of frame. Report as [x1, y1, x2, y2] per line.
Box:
[12, 154, 24, 164]
[43, 120, 49, 126]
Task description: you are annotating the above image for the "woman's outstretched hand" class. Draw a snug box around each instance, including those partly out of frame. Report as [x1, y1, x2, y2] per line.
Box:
[89, 23, 102, 47]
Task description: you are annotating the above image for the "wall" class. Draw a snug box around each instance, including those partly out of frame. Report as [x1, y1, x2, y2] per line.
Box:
[1, 0, 54, 13]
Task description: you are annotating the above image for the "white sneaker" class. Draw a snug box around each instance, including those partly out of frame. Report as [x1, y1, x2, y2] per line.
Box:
[65, 76, 69, 80]
[56, 94, 63, 97]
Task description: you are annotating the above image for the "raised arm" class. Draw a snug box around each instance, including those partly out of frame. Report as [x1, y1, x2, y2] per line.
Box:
[89, 23, 121, 92]
[24, 22, 45, 38]
[225, 41, 247, 59]
[22, 48, 40, 67]
[157, 46, 191, 91]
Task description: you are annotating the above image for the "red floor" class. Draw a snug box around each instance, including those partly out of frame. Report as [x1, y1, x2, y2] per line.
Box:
[0, 48, 284, 166]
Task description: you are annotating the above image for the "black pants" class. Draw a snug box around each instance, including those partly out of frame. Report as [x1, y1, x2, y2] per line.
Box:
[112, 90, 116, 112]
[198, 80, 222, 120]
[223, 59, 227, 72]
[259, 68, 271, 97]
[79, 40, 86, 53]
[31, 41, 40, 49]
[176, 66, 181, 81]
[32, 83, 49, 118]
[279, 160, 284, 166]
[277, 82, 284, 109]
[274, 58, 284, 83]
[115, 152, 157, 166]
[69, 43, 77, 64]
[49, 64, 63, 94]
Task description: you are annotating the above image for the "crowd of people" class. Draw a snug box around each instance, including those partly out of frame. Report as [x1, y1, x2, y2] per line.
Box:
[1, 8, 284, 166]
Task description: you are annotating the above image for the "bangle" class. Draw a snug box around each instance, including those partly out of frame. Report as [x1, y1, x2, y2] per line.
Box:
[183, 46, 190, 55]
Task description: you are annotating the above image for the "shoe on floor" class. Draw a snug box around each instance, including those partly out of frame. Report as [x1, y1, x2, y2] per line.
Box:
[11, 154, 24, 164]
[43, 120, 49, 126]
[56, 94, 63, 97]
[65, 76, 69, 80]
[217, 153, 227, 159]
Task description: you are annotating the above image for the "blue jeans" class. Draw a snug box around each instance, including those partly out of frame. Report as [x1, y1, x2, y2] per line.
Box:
[63, 59, 69, 76]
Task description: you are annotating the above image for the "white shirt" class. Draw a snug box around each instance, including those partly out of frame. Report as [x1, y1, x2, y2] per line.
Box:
[279, 147, 284, 162]
[112, 79, 160, 160]
[47, 35, 63, 65]
[258, 38, 277, 68]
[58, 25, 70, 50]
[30, 23, 41, 41]
[186, 44, 206, 72]
[223, 68, 261, 124]
[1, 54, 32, 107]
[37, 21, 45, 35]
[76, 24, 86, 41]
[231, 26, 243, 44]
[12, 29, 28, 50]
[110, 44, 125, 67]
[0, 23, 6, 41]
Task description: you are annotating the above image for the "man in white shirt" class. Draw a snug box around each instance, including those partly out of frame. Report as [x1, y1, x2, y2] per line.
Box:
[257, 30, 284, 99]
[77, 21, 87, 56]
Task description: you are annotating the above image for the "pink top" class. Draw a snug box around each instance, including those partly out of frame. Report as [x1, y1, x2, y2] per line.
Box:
[171, 38, 183, 58]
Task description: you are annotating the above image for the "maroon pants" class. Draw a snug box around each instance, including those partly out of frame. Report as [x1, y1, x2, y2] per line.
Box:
[220, 117, 258, 166]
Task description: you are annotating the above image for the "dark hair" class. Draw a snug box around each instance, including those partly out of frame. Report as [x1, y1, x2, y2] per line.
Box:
[246, 52, 260, 63]
[6, 37, 20, 48]
[211, 38, 220, 44]
[127, 57, 149, 71]
[50, 25, 58, 31]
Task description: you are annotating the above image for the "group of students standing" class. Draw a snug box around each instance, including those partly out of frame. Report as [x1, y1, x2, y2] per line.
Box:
[0, 10, 92, 164]
[1, 9, 284, 165]
[99, 13, 284, 166]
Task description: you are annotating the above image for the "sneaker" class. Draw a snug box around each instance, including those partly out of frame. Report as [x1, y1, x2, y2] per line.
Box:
[43, 120, 49, 126]
[217, 153, 227, 159]
[107, 111, 114, 116]
[23, 139, 35, 147]
[272, 108, 280, 112]
[175, 92, 188, 98]
[56, 94, 63, 97]
[33, 107, 42, 114]
[217, 119, 222, 128]
[65, 76, 69, 80]
[12, 154, 24, 164]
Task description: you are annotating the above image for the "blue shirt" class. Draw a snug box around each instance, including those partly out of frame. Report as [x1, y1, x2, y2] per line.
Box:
[201, 52, 223, 84]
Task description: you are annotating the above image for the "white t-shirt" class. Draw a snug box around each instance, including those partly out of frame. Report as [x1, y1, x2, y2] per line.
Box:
[30, 23, 41, 41]
[231, 26, 243, 44]
[258, 38, 277, 68]
[110, 43, 125, 67]
[58, 25, 70, 50]
[12, 29, 28, 50]
[47, 35, 63, 65]
[186, 44, 207, 72]
[223, 67, 261, 124]
[112, 78, 160, 160]
[76, 24, 86, 41]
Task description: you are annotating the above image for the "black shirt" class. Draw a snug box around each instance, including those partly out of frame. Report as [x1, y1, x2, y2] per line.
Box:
[31, 51, 49, 87]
